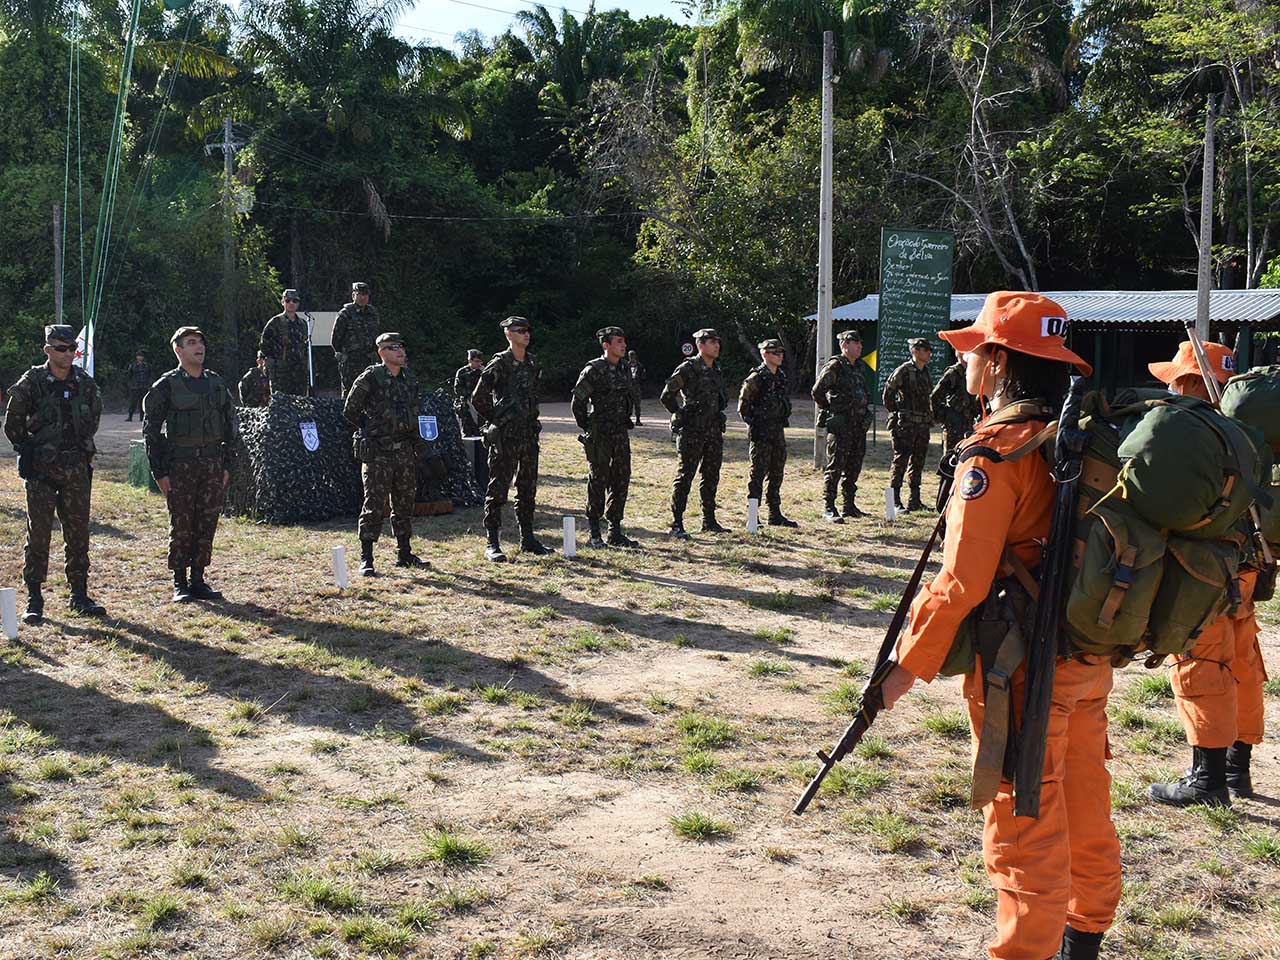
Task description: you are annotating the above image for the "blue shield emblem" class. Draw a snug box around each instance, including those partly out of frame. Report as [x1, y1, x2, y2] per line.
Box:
[418, 415, 438, 441]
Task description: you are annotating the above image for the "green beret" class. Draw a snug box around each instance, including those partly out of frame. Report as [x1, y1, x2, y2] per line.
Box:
[836, 330, 862, 343]
[597, 326, 626, 341]
[502, 316, 531, 330]
[693, 328, 720, 341]
[375, 332, 404, 347]
[45, 324, 76, 345]
[758, 338, 784, 352]
[171, 326, 206, 345]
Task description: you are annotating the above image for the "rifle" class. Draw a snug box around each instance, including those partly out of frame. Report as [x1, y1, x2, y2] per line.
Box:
[1182, 322, 1275, 569]
[1012, 375, 1089, 818]
[793, 509, 948, 815]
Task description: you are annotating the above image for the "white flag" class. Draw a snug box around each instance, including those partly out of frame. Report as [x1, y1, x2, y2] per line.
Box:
[73, 322, 94, 377]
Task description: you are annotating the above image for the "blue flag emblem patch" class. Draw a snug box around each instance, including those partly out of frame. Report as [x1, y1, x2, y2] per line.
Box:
[419, 415, 438, 441]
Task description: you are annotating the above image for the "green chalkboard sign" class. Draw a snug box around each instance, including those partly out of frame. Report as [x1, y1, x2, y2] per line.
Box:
[876, 227, 955, 393]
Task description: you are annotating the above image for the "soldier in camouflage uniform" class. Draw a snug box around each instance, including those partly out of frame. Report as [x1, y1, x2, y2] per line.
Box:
[238, 351, 271, 407]
[931, 355, 981, 504]
[4, 325, 107, 623]
[259, 288, 311, 396]
[738, 338, 796, 527]
[661, 328, 728, 537]
[472, 316, 549, 562]
[627, 350, 645, 426]
[332, 282, 381, 395]
[344, 332, 429, 576]
[883, 337, 934, 512]
[126, 353, 151, 421]
[812, 330, 873, 522]
[143, 326, 237, 603]
[572, 326, 638, 548]
[452, 349, 484, 437]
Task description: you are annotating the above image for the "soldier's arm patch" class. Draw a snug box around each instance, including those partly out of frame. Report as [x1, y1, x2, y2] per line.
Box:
[959, 466, 990, 500]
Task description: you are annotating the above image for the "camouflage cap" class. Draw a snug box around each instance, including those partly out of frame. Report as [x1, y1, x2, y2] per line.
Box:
[836, 329, 862, 343]
[693, 328, 720, 341]
[758, 338, 784, 352]
[45, 324, 76, 345]
[352, 282, 370, 293]
[908, 337, 933, 350]
[597, 325, 626, 341]
[501, 316, 531, 330]
[467, 349, 483, 360]
[375, 332, 405, 347]
[281, 288, 300, 301]
[171, 325, 206, 345]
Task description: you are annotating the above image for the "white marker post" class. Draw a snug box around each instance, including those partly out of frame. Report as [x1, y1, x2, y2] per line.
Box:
[563, 516, 577, 558]
[0, 588, 17, 640]
[331, 546, 348, 589]
[884, 487, 898, 522]
[746, 498, 760, 534]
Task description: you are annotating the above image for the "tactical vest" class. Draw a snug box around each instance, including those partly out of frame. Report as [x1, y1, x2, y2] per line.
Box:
[26, 366, 96, 459]
[167, 371, 230, 447]
[816, 357, 869, 424]
[743, 366, 790, 431]
[886, 362, 932, 423]
[585, 358, 633, 429]
[362, 365, 419, 440]
[673, 359, 725, 434]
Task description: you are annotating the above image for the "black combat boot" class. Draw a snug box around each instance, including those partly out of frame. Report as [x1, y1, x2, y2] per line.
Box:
[485, 528, 507, 563]
[22, 584, 43, 626]
[586, 519, 606, 549]
[1226, 741, 1254, 799]
[172, 569, 193, 603]
[767, 509, 798, 528]
[68, 580, 107, 617]
[519, 522, 552, 556]
[1058, 925, 1103, 960]
[842, 501, 865, 519]
[824, 501, 844, 524]
[359, 539, 377, 577]
[187, 569, 224, 601]
[701, 512, 727, 533]
[607, 522, 639, 548]
[892, 487, 905, 511]
[1149, 746, 1231, 807]
[394, 535, 429, 569]
[907, 487, 925, 511]
[669, 514, 689, 539]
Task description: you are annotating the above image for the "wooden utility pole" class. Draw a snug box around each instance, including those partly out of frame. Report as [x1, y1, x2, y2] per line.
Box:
[814, 30, 835, 469]
[1195, 94, 1216, 343]
[53, 203, 64, 325]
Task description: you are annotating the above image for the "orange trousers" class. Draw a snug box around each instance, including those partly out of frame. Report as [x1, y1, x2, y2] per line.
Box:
[964, 657, 1121, 960]
[1171, 569, 1268, 748]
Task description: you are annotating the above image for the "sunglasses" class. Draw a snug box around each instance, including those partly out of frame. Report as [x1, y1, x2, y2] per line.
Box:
[284, 298, 300, 303]
[764, 349, 783, 355]
[49, 344, 74, 353]
[381, 343, 405, 351]
[508, 328, 530, 335]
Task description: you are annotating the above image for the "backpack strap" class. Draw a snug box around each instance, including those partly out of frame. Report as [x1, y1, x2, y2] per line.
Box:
[970, 617, 1027, 809]
[1094, 510, 1139, 629]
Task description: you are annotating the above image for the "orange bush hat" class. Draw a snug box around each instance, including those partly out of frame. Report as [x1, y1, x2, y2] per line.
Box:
[1148, 340, 1235, 386]
[939, 291, 1092, 376]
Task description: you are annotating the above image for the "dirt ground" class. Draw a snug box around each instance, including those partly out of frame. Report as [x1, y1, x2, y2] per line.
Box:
[1, 405, 1278, 960]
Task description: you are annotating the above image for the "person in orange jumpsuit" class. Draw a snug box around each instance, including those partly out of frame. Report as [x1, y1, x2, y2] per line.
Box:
[880, 292, 1119, 960]
[1145, 340, 1267, 806]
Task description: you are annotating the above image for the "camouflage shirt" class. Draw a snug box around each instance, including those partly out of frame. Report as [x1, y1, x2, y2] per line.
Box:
[238, 366, 270, 407]
[142, 368, 236, 475]
[472, 349, 541, 435]
[883, 361, 933, 422]
[331, 302, 382, 366]
[660, 357, 727, 435]
[738, 364, 791, 437]
[4, 363, 102, 463]
[811, 355, 871, 431]
[931, 361, 980, 426]
[127, 360, 152, 390]
[343, 364, 421, 442]
[572, 357, 635, 433]
[453, 364, 483, 408]
[259, 313, 310, 384]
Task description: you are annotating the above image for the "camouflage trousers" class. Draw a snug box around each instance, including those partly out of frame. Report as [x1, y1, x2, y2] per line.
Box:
[671, 430, 723, 520]
[456, 408, 480, 438]
[127, 388, 147, 419]
[747, 430, 787, 511]
[360, 445, 417, 542]
[23, 459, 92, 586]
[166, 455, 226, 570]
[941, 418, 973, 463]
[824, 427, 868, 508]
[484, 431, 539, 531]
[891, 421, 931, 492]
[270, 363, 310, 398]
[584, 430, 631, 524]
[338, 354, 377, 397]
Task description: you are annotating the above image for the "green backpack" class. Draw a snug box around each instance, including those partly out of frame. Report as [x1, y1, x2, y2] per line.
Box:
[1221, 365, 1280, 454]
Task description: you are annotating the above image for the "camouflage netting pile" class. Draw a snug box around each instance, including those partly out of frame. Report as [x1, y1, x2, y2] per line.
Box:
[225, 389, 481, 524]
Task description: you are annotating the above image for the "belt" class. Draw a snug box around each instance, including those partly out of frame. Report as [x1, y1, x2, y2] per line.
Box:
[170, 442, 224, 460]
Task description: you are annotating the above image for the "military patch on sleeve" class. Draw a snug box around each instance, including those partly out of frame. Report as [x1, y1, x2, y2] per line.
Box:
[959, 466, 990, 501]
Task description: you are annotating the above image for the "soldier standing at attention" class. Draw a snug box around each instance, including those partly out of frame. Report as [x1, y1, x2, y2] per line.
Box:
[344, 332, 429, 577]
[472, 316, 549, 562]
[332, 281, 381, 395]
[143, 327, 236, 603]
[662, 328, 728, 538]
[259, 288, 311, 397]
[452, 349, 484, 437]
[932, 355, 981, 461]
[238, 351, 271, 408]
[738, 338, 796, 527]
[5, 325, 107, 623]
[627, 349, 645, 426]
[883, 337, 934, 511]
[125, 353, 151, 421]
[572, 326, 638, 549]
[812, 329, 872, 522]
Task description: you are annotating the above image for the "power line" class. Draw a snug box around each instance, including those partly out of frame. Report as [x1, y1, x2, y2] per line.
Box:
[253, 198, 645, 222]
[442, 0, 596, 22]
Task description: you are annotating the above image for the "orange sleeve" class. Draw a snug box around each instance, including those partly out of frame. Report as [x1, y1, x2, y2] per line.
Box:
[895, 453, 1020, 683]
